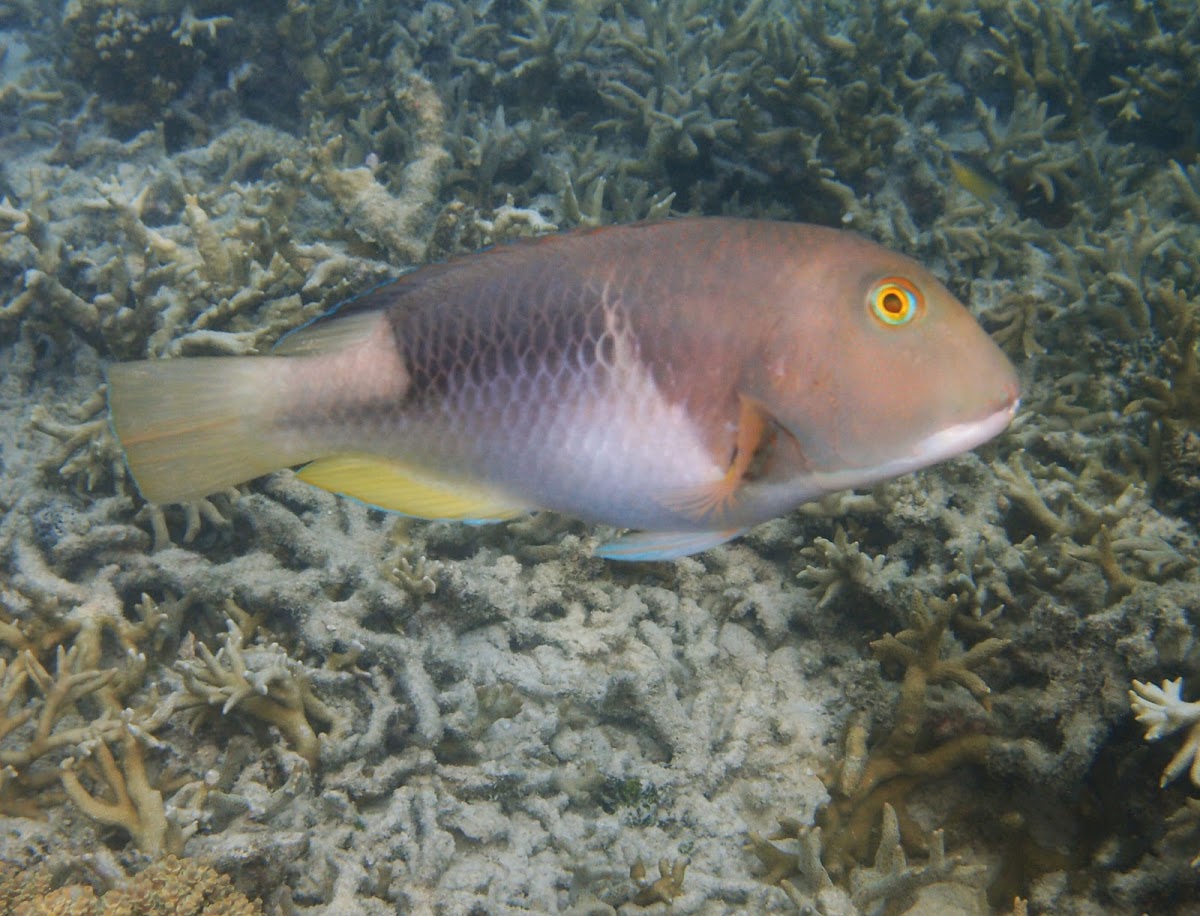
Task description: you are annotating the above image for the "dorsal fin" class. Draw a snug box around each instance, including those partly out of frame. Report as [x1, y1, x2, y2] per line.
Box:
[272, 311, 389, 356]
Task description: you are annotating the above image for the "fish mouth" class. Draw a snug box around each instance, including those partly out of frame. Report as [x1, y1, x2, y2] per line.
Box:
[796, 391, 1019, 494]
[907, 393, 1020, 469]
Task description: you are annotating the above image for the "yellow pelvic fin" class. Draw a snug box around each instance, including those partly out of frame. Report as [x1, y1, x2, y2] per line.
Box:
[296, 454, 529, 521]
[660, 395, 773, 523]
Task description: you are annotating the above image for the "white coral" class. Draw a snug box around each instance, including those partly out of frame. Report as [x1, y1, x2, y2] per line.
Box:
[1129, 677, 1200, 787]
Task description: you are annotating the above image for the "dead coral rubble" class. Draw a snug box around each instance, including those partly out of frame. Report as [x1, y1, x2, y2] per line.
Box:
[0, 0, 1198, 911]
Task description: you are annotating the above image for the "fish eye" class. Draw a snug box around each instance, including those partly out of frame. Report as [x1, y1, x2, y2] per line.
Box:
[869, 277, 923, 327]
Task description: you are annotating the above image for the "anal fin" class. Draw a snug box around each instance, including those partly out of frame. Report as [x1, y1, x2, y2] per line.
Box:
[297, 454, 528, 521]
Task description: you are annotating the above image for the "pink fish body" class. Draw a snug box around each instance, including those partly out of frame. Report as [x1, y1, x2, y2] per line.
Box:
[108, 218, 1019, 560]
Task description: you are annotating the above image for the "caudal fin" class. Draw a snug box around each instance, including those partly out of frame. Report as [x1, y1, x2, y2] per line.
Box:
[107, 357, 313, 504]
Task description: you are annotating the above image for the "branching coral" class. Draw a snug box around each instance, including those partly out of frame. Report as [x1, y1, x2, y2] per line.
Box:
[0, 573, 184, 854]
[628, 857, 687, 907]
[750, 803, 986, 913]
[1123, 284, 1200, 518]
[870, 595, 1011, 717]
[1167, 160, 1200, 221]
[1069, 201, 1181, 336]
[175, 620, 340, 769]
[992, 449, 1193, 604]
[1, 646, 116, 759]
[381, 542, 442, 601]
[0, 0, 1195, 911]
[0, 645, 121, 817]
[848, 802, 986, 912]
[59, 719, 184, 856]
[311, 70, 450, 264]
[797, 525, 904, 609]
[818, 594, 1009, 876]
[30, 389, 128, 495]
[1128, 677, 1200, 876]
[0, 561, 276, 858]
[1129, 677, 1200, 788]
[1125, 284, 1200, 426]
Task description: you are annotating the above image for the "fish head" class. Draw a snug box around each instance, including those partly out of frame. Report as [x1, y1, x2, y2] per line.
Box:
[752, 235, 1019, 493]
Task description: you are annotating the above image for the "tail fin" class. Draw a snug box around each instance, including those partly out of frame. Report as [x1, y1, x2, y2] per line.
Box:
[107, 357, 314, 504]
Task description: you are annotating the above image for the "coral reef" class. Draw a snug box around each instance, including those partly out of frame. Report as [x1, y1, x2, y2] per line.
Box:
[1130, 677, 1200, 788]
[0, 854, 261, 914]
[174, 617, 340, 769]
[748, 802, 989, 915]
[0, 0, 1198, 912]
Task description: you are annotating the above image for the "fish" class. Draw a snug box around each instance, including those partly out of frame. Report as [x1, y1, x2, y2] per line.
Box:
[949, 153, 1006, 206]
[950, 152, 1074, 228]
[107, 217, 1019, 561]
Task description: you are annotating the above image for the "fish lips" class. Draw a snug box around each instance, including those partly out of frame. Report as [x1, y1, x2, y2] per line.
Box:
[796, 389, 1019, 493]
[905, 392, 1020, 471]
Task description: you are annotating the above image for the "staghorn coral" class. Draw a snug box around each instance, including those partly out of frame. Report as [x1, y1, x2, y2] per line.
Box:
[1130, 676, 1200, 788]
[1123, 282, 1200, 522]
[174, 619, 341, 770]
[991, 448, 1195, 607]
[797, 525, 905, 610]
[816, 593, 1010, 878]
[627, 856, 687, 907]
[750, 802, 987, 915]
[0, 0, 1197, 911]
[30, 390, 127, 495]
[59, 720, 184, 857]
[310, 70, 450, 264]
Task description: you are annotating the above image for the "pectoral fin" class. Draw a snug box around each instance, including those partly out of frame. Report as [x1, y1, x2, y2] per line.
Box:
[297, 455, 528, 521]
[660, 394, 775, 524]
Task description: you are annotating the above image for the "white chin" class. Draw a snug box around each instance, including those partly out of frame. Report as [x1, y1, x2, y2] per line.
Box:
[806, 398, 1020, 492]
[908, 398, 1021, 468]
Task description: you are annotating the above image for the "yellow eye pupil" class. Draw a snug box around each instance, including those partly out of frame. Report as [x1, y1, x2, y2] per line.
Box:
[870, 278, 922, 326]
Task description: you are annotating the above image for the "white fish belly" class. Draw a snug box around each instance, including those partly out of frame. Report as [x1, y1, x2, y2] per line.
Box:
[350, 357, 723, 531]
[503, 381, 721, 530]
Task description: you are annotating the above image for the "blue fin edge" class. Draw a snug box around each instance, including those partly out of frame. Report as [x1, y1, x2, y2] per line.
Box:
[594, 528, 744, 562]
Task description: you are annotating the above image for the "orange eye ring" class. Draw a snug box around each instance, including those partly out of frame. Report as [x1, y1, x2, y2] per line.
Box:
[869, 277, 923, 327]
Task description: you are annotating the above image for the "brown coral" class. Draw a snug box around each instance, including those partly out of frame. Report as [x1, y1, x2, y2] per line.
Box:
[174, 620, 339, 769]
[0, 855, 261, 915]
[101, 855, 261, 915]
[59, 722, 183, 857]
[818, 594, 1009, 875]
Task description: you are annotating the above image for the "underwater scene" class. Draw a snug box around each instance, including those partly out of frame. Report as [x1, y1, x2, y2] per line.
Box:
[0, 0, 1198, 913]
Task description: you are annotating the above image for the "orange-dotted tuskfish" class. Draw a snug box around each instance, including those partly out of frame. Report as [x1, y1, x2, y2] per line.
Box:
[107, 218, 1019, 561]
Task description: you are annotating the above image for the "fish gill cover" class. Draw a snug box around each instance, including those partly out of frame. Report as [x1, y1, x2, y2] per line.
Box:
[0, 0, 1197, 912]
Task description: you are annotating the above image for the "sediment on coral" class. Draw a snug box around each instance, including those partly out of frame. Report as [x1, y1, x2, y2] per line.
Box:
[0, 0, 1197, 912]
